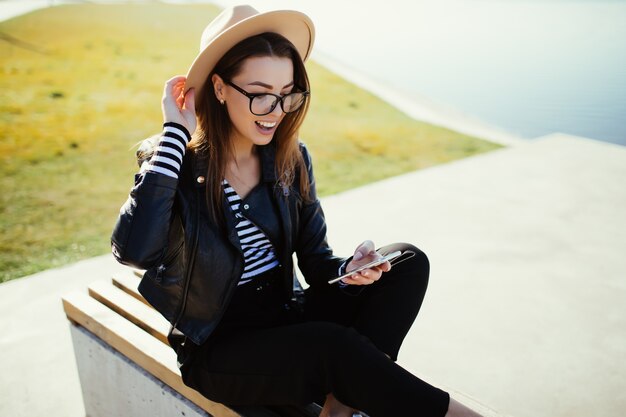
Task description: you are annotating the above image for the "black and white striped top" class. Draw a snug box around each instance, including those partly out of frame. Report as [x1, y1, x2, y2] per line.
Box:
[146, 122, 191, 178]
[147, 123, 349, 287]
[222, 180, 280, 285]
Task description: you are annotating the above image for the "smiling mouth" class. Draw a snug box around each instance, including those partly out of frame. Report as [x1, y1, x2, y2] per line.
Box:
[255, 120, 277, 132]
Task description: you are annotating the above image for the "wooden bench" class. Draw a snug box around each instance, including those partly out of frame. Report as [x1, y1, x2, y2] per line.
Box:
[62, 269, 323, 417]
[62, 268, 507, 417]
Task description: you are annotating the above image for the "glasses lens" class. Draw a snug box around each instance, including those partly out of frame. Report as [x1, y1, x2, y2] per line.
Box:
[282, 92, 306, 113]
[251, 94, 278, 116]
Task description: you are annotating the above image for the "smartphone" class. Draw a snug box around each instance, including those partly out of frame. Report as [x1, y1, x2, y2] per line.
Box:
[328, 250, 402, 284]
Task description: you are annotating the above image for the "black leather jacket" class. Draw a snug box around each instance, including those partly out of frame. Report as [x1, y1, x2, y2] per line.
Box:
[111, 141, 346, 345]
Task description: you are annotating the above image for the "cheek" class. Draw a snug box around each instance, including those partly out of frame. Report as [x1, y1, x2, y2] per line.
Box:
[227, 106, 253, 131]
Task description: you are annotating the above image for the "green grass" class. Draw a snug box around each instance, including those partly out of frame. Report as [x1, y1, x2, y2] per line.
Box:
[0, 4, 501, 282]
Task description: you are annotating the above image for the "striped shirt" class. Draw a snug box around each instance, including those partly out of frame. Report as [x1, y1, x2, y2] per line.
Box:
[146, 123, 347, 287]
[222, 180, 279, 285]
[146, 122, 191, 178]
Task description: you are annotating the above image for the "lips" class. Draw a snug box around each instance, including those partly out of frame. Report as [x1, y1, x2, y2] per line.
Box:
[255, 120, 277, 129]
[254, 120, 278, 135]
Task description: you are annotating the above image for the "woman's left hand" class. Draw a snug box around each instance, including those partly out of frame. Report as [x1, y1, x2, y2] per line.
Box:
[341, 240, 391, 286]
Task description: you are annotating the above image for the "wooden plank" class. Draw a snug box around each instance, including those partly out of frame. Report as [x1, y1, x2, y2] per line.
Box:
[62, 291, 244, 417]
[112, 270, 150, 307]
[66, 284, 501, 417]
[88, 281, 170, 345]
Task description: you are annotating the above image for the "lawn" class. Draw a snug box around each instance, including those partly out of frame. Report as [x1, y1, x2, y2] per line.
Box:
[0, 3, 501, 282]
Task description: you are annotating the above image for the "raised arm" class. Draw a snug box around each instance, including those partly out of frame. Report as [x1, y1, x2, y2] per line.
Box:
[110, 77, 196, 269]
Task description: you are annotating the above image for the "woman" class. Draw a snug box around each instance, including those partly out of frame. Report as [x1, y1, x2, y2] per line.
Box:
[112, 5, 481, 417]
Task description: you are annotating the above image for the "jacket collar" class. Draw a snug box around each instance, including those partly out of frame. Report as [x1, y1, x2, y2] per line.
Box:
[191, 142, 278, 186]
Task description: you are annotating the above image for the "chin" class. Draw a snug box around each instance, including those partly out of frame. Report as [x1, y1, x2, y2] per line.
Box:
[250, 131, 277, 146]
[245, 135, 270, 147]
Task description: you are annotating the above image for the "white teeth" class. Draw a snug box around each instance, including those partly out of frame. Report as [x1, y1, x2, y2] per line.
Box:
[256, 121, 276, 128]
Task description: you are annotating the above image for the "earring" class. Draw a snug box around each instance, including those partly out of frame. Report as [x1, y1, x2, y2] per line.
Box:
[220, 99, 225, 105]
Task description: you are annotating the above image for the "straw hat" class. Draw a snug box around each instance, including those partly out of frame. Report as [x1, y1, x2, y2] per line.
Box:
[185, 5, 315, 103]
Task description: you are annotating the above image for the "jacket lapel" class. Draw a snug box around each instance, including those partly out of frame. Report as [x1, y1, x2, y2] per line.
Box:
[259, 145, 293, 257]
[192, 150, 242, 252]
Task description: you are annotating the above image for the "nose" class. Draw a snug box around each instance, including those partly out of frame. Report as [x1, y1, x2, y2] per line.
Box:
[269, 98, 284, 116]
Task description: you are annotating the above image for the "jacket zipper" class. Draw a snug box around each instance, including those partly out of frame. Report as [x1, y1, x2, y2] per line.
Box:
[172, 187, 200, 330]
[154, 240, 184, 284]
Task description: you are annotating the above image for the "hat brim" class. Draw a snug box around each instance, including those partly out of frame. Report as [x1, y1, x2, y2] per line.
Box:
[185, 10, 315, 107]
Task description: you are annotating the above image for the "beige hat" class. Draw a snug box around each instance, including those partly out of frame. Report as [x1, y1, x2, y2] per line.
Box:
[185, 5, 315, 104]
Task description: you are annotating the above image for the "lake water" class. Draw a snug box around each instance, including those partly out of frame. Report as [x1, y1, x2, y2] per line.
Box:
[214, 0, 626, 145]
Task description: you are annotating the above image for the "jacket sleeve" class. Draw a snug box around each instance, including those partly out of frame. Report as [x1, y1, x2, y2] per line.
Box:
[294, 143, 349, 288]
[111, 123, 191, 270]
[111, 170, 180, 270]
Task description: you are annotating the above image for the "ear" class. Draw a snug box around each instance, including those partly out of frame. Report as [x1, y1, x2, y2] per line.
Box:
[212, 74, 225, 102]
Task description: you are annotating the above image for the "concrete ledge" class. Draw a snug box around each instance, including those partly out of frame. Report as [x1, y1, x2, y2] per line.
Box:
[70, 324, 211, 417]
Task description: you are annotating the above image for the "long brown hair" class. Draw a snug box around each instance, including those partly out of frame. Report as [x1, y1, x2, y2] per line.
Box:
[189, 32, 311, 223]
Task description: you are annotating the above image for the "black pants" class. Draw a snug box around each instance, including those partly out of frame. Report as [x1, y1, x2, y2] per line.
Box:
[177, 243, 450, 417]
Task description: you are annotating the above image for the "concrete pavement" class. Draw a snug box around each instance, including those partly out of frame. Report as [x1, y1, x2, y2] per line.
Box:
[1, 133, 624, 417]
[321, 133, 626, 417]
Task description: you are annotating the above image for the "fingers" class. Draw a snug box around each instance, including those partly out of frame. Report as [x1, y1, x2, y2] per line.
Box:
[378, 260, 392, 272]
[341, 268, 380, 285]
[184, 88, 195, 114]
[163, 76, 186, 105]
[176, 90, 184, 108]
[161, 76, 198, 133]
[341, 263, 386, 286]
[342, 240, 394, 286]
[182, 88, 197, 134]
[166, 75, 187, 84]
[352, 239, 375, 261]
[164, 75, 187, 91]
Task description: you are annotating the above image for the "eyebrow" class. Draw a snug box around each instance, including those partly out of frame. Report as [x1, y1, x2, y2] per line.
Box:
[247, 81, 295, 89]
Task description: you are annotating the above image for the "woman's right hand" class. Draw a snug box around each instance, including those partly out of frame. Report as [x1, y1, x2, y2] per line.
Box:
[162, 75, 196, 135]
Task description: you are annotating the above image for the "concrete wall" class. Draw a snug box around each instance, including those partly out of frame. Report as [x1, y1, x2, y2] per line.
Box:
[70, 324, 210, 417]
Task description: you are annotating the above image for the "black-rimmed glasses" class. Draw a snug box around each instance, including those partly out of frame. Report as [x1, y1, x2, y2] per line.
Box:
[225, 80, 309, 116]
